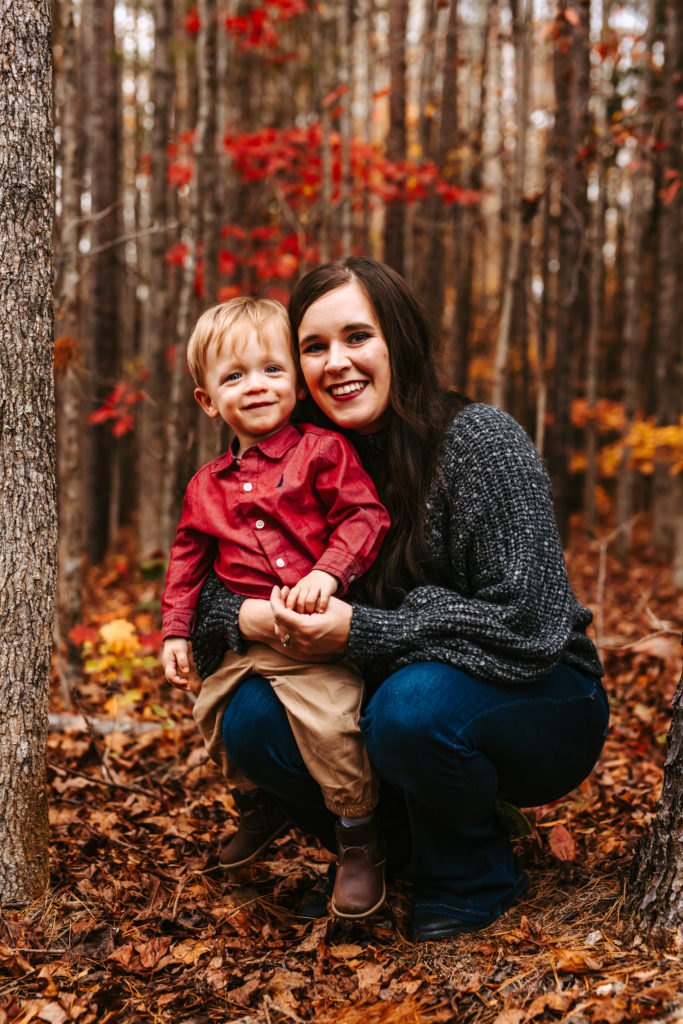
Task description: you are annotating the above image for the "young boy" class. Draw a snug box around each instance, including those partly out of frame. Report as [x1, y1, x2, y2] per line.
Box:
[161, 297, 390, 919]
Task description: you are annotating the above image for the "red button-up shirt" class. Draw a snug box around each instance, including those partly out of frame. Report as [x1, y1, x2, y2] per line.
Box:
[162, 422, 390, 638]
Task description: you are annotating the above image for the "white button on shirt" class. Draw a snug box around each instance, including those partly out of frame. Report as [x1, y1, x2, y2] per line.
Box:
[243, 482, 253, 491]
[255, 520, 265, 529]
[275, 558, 285, 567]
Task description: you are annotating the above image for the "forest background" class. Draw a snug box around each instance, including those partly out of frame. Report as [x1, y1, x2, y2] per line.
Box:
[3, 0, 683, 1021]
[54, 0, 683, 646]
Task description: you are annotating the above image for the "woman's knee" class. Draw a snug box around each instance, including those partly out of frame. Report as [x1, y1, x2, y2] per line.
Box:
[362, 663, 454, 774]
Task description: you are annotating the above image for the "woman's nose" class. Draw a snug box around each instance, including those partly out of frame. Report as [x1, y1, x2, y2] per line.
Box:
[324, 341, 351, 373]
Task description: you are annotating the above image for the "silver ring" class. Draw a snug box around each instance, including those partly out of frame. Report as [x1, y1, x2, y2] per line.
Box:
[281, 633, 291, 647]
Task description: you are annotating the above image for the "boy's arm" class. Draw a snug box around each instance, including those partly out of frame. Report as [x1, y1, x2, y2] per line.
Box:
[162, 480, 217, 639]
[308, 433, 390, 593]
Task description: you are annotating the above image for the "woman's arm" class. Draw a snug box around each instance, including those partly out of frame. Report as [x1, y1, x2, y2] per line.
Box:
[345, 405, 603, 686]
[189, 571, 250, 679]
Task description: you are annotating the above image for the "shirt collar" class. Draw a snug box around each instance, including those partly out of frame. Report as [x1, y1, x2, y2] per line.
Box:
[210, 422, 303, 473]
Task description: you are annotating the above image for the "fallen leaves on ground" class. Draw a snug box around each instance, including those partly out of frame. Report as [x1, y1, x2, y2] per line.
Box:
[1, 522, 682, 1023]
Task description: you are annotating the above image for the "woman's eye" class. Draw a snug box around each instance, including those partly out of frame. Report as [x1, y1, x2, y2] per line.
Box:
[300, 341, 326, 355]
[348, 332, 371, 344]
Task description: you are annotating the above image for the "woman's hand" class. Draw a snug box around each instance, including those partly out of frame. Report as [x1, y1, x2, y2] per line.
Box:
[238, 598, 279, 646]
[270, 586, 352, 661]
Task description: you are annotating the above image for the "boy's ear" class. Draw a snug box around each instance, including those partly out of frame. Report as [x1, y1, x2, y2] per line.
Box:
[194, 387, 220, 418]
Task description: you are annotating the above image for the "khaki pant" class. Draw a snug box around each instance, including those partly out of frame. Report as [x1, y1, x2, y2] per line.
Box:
[192, 643, 378, 817]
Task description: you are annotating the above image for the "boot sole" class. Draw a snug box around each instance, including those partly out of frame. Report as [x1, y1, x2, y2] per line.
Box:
[219, 821, 290, 870]
[329, 881, 386, 920]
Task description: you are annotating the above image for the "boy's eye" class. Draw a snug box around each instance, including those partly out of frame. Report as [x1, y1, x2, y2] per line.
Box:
[265, 365, 282, 374]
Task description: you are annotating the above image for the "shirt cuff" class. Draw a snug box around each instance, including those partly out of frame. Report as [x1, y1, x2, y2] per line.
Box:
[313, 552, 361, 596]
[162, 612, 194, 640]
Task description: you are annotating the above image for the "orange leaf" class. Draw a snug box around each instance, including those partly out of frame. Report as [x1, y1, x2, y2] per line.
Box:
[549, 823, 576, 861]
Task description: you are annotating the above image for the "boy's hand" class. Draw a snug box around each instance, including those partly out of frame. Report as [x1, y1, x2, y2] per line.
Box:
[162, 637, 192, 690]
[285, 569, 338, 614]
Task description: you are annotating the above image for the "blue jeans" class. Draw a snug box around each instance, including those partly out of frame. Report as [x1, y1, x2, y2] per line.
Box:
[221, 660, 609, 926]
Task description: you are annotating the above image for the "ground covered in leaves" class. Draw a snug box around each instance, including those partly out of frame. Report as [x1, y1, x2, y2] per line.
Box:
[1, 524, 682, 1023]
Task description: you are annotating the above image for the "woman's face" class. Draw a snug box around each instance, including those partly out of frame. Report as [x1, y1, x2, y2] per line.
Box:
[297, 282, 392, 434]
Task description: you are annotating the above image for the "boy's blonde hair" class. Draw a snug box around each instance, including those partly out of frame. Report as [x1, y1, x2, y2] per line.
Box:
[187, 297, 292, 388]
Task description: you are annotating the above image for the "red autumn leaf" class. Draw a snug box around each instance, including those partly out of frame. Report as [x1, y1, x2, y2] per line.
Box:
[549, 823, 576, 861]
[112, 414, 134, 437]
[68, 624, 99, 646]
[87, 406, 116, 425]
[167, 161, 193, 187]
[219, 250, 237, 276]
[165, 242, 189, 267]
[182, 5, 200, 33]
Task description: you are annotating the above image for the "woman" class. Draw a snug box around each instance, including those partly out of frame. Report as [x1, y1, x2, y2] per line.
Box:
[191, 256, 608, 942]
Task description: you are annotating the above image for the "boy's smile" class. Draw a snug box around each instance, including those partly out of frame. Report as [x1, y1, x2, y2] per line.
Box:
[194, 322, 303, 454]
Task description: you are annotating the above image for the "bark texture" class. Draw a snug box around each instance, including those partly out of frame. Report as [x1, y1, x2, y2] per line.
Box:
[627, 662, 683, 948]
[0, 0, 56, 901]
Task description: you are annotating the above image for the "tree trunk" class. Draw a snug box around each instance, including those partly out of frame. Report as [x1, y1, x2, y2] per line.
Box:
[651, 1, 683, 574]
[137, 0, 174, 559]
[54, 0, 84, 653]
[549, 0, 590, 543]
[0, 0, 56, 902]
[81, 0, 121, 562]
[627, 659, 683, 948]
[383, 0, 407, 273]
[418, 0, 458, 323]
[492, 0, 530, 409]
[615, 0, 655, 560]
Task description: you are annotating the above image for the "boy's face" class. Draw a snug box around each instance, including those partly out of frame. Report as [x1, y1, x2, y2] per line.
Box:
[194, 320, 303, 453]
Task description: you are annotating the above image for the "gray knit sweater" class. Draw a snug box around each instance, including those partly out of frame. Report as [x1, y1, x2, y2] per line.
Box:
[191, 403, 603, 687]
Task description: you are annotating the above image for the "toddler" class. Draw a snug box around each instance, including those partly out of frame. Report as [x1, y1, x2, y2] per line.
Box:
[161, 297, 390, 919]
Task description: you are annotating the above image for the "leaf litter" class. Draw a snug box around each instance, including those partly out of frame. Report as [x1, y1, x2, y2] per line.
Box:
[2, 524, 683, 1023]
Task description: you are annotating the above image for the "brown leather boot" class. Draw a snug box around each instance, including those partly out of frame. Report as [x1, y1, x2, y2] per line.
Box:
[330, 817, 386, 919]
[219, 789, 290, 870]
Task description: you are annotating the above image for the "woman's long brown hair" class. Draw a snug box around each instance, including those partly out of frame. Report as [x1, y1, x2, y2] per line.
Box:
[289, 257, 470, 608]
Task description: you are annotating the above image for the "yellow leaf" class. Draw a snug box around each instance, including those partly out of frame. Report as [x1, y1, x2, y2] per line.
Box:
[99, 618, 140, 655]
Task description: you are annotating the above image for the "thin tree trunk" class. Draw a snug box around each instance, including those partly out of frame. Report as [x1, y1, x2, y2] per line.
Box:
[383, 0, 407, 272]
[550, 0, 590, 543]
[338, 0, 352, 255]
[652, 1, 683, 568]
[584, 7, 609, 533]
[615, 0, 655, 559]
[54, 0, 83, 658]
[418, 0, 458, 321]
[0, 0, 56, 902]
[196, 0, 222, 472]
[81, 0, 121, 562]
[137, 0, 174, 558]
[492, 0, 531, 409]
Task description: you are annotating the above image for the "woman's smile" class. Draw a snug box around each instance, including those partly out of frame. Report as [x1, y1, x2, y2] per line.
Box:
[297, 282, 392, 434]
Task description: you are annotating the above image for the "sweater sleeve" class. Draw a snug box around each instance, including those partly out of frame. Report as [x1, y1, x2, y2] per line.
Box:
[347, 405, 602, 686]
[190, 570, 248, 679]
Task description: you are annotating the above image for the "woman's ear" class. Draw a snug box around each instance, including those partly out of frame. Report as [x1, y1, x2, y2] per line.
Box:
[194, 387, 220, 418]
[297, 384, 308, 401]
